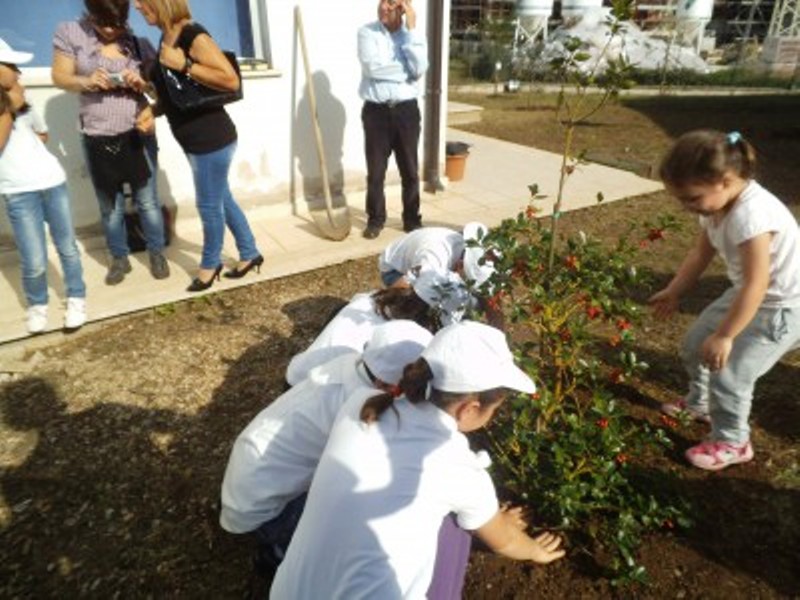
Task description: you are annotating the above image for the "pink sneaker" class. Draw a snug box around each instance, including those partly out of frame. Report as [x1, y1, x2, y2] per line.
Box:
[661, 399, 711, 424]
[685, 440, 754, 471]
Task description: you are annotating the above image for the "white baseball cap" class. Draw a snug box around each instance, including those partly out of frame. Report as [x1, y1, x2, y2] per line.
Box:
[363, 320, 433, 385]
[422, 321, 535, 394]
[410, 269, 471, 326]
[461, 222, 496, 288]
[0, 38, 33, 66]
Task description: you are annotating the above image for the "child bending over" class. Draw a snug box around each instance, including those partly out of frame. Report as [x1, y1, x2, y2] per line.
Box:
[650, 129, 800, 471]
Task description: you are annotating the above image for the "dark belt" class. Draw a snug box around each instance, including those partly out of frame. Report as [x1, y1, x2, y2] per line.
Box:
[365, 99, 416, 109]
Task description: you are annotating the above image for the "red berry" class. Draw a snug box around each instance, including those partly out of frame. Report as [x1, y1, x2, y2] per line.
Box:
[586, 305, 602, 320]
[564, 255, 579, 270]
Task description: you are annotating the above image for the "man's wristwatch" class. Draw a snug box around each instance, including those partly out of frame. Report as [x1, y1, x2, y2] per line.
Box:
[182, 56, 194, 75]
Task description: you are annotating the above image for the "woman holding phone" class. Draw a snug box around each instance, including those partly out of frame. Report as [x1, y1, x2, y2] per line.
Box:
[52, 0, 170, 285]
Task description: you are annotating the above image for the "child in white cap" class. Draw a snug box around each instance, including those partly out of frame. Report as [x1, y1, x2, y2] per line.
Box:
[285, 271, 470, 386]
[221, 320, 433, 575]
[0, 38, 87, 334]
[271, 321, 564, 599]
[378, 222, 496, 289]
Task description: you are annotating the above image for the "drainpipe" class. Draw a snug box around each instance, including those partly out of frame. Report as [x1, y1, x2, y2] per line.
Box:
[423, 0, 445, 193]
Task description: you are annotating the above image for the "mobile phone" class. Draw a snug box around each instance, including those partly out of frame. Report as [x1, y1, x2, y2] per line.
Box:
[108, 72, 125, 86]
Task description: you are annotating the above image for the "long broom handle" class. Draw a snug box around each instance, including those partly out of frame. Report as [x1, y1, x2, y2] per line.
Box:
[295, 6, 335, 225]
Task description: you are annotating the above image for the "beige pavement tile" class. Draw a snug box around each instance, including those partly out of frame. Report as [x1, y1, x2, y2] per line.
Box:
[0, 130, 661, 346]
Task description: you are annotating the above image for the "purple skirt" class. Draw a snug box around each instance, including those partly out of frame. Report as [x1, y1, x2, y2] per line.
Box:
[426, 514, 473, 600]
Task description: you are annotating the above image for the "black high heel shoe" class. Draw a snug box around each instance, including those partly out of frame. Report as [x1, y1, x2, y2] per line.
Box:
[187, 264, 222, 292]
[223, 254, 264, 279]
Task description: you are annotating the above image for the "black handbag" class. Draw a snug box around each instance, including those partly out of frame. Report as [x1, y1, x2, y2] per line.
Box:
[160, 50, 243, 111]
[125, 203, 172, 253]
[84, 130, 151, 196]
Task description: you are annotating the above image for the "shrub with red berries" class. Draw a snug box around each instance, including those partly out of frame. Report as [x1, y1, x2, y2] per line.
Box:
[477, 208, 686, 584]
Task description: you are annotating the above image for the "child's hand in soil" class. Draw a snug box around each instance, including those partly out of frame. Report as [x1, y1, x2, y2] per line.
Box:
[528, 531, 565, 564]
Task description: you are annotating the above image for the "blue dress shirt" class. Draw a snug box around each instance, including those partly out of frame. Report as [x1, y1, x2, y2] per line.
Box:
[357, 21, 429, 104]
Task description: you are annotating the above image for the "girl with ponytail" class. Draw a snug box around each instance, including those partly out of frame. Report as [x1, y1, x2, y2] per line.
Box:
[651, 129, 800, 471]
[272, 321, 564, 599]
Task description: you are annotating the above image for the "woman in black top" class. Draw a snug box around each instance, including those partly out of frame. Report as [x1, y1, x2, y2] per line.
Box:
[134, 0, 263, 291]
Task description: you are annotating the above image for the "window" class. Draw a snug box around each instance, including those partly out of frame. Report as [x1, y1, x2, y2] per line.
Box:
[1, 0, 270, 69]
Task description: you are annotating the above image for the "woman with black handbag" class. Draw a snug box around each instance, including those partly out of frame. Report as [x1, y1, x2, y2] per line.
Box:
[52, 0, 170, 285]
[134, 0, 263, 292]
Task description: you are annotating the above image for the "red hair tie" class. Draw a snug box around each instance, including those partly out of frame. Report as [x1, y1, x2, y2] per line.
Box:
[389, 385, 402, 398]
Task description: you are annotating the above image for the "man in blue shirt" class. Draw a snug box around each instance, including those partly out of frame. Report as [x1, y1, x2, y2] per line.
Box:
[358, 0, 428, 239]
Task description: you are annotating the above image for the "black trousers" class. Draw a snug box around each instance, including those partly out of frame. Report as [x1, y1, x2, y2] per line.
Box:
[361, 99, 422, 229]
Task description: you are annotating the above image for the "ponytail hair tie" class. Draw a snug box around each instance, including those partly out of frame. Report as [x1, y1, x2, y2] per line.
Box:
[726, 131, 742, 145]
[389, 384, 402, 398]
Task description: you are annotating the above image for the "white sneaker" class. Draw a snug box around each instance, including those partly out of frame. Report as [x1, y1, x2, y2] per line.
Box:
[26, 304, 49, 334]
[64, 297, 87, 330]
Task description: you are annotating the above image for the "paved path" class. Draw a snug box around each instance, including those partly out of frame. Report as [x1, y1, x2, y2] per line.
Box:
[451, 82, 800, 97]
[0, 129, 662, 350]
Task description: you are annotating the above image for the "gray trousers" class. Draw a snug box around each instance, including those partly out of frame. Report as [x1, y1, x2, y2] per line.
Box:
[681, 287, 800, 443]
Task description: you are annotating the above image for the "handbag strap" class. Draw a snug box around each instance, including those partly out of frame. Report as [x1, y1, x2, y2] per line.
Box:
[132, 34, 147, 70]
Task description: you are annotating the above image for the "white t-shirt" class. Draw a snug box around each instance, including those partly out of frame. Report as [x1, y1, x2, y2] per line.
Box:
[220, 353, 373, 533]
[701, 180, 800, 308]
[379, 227, 464, 276]
[286, 292, 386, 386]
[0, 108, 66, 195]
[271, 389, 499, 600]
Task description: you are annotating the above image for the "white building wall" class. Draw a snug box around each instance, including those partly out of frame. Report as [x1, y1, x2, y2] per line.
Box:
[1, 0, 447, 241]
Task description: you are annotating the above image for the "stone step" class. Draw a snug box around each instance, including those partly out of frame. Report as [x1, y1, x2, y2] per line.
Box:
[447, 101, 483, 126]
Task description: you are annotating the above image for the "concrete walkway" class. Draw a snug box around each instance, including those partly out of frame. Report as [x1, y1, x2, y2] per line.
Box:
[0, 128, 662, 347]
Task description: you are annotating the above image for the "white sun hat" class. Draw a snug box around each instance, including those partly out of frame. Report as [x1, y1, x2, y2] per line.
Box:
[461, 222, 496, 288]
[422, 321, 535, 394]
[410, 269, 472, 326]
[363, 320, 433, 385]
[0, 38, 33, 65]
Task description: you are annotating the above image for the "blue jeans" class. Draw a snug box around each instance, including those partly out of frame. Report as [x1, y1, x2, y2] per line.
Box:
[186, 141, 259, 269]
[83, 133, 165, 258]
[253, 493, 307, 576]
[681, 287, 800, 443]
[4, 183, 86, 306]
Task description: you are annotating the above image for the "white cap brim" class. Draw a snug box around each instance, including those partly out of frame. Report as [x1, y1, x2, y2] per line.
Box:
[0, 46, 33, 65]
[422, 321, 536, 395]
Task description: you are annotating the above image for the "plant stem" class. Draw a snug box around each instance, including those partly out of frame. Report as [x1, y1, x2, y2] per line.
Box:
[547, 124, 574, 271]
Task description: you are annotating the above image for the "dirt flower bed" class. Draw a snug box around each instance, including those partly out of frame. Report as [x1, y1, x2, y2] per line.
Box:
[2, 91, 799, 598]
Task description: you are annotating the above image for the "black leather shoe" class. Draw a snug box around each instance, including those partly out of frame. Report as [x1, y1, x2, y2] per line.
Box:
[105, 256, 132, 285]
[187, 265, 222, 292]
[223, 254, 264, 279]
[362, 225, 382, 239]
[403, 221, 422, 233]
[149, 252, 170, 280]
